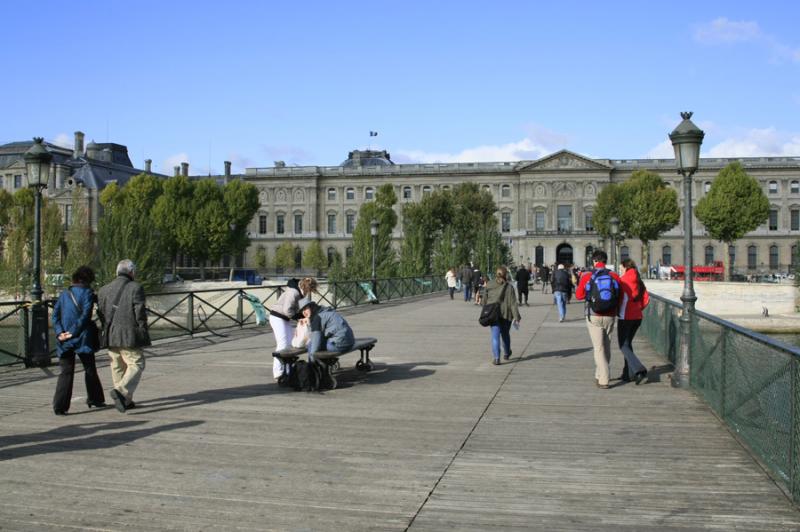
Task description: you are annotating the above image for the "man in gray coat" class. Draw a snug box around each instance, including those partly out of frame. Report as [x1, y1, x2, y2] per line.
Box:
[97, 259, 150, 413]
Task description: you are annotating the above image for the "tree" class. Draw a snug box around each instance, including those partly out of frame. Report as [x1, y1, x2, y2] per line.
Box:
[152, 175, 194, 275]
[274, 241, 296, 272]
[223, 179, 260, 262]
[63, 189, 95, 279]
[593, 183, 628, 241]
[0, 189, 35, 296]
[696, 162, 770, 280]
[255, 246, 268, 270]
[621, 170, 679, 271]
[177, 179, 229, 279]
[41, 197, 63, 277]
[303, 240, 327, 273]
[97, 174, 167, 290]
[349, 184, 398, 279]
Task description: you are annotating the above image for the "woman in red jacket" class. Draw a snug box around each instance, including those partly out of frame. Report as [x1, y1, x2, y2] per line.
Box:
[617, 259, 649, 384]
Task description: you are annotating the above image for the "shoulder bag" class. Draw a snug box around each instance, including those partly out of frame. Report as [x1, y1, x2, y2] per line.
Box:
[478, 283, 508, 327]
[66, 287, 100, 351]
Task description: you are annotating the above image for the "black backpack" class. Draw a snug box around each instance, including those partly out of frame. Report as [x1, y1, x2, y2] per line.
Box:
[588, 268, 619, 313]
[294, 360, 322, 392]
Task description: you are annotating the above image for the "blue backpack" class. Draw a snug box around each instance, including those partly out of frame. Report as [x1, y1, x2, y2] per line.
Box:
[588, 269, 619, 313]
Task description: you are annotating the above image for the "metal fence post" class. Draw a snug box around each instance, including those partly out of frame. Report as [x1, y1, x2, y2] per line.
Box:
[20, 306, 30, 367]
[186, 293, 194, 335]
[237, 290, 244, 327]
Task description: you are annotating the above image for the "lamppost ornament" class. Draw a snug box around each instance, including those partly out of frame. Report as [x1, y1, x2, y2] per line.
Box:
[669, 112, 705, 388]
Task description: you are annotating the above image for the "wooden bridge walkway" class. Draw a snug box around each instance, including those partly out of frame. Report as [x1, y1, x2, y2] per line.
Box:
[0, 290, 798, 531]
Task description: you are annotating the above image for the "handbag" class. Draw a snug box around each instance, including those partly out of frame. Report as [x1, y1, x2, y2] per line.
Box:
[66, 287, 100, 351]
[478, 283, 508, 327]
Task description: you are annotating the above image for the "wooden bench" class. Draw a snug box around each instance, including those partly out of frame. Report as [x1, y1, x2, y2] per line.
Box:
[272, 337, 378, 389]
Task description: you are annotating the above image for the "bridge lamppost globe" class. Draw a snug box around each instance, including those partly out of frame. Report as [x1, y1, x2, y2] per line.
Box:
[669, 112, 705, 388]
[23, 137, 52, 367]
[609, 216, 620, 268]
[370, 219, 378, 301]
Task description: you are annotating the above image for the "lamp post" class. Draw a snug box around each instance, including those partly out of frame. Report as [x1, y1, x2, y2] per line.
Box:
[609, 216, 620, 269]
[23, 138, 52, 367]
[669, 112, 705, 388]
[370, 219, 378, 302]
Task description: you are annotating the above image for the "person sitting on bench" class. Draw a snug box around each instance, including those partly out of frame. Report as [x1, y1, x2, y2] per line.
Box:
[298, 296, 355, 362]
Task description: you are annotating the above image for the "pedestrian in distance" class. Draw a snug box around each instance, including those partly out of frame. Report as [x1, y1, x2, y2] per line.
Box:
[445, 267, 457, 300]
[515, 264, 531, 306]
[617, 259, 649, 385]
[483, 266, 521, 365]
[575, 250, 623, 389]
[540, 265, 551, 294]
[460, 263, 474, 303]
[551, 264, 573, 322]
[51, 266, 105, 415]
[472, 266, 483, 305]
[97, 259, 150, 413]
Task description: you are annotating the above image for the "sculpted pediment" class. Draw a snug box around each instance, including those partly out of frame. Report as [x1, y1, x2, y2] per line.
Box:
[518, 150, 612, 171]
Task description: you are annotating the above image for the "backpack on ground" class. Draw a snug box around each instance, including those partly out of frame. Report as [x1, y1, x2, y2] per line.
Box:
[588, 268, 619, 313]
[294, 360, 322, 392]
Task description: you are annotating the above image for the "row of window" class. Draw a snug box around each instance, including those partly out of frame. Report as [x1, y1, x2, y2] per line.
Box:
[257, 212, 357, 235]
[1, 175, 24, 189]
[660, 244, 790, 269]
[325, 184, 516, 202]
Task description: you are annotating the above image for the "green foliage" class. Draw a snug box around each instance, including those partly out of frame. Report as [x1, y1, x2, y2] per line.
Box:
[0, 189, 34, 295]
[303, 240, 327, 272]
[593, 183, 628, 238]
[41, 198, 63, 274]
[255, 246, 268, 270]
[97, 173, 167, 290]
[152, 175, 194, 272]
[274, 241, 296, 271]
[223, 179, 260, 258]
[327, 250, 345, 282]
[696, 162, 770, 244]
[63, 190, 95, 279]
[349, 184, 398, 279]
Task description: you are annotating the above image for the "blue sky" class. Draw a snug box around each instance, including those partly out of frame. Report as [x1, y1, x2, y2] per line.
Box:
[2, 1, 798, 174]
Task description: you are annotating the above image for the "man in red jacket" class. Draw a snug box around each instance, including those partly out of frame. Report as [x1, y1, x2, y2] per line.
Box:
[575, 250, 623, 389]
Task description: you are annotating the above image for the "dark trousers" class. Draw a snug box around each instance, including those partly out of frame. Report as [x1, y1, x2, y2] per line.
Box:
[53, 351, 105, 413]
[518, 288, 528, 304]
[448, 287, 455, 299]
[617, 319, 646, 378]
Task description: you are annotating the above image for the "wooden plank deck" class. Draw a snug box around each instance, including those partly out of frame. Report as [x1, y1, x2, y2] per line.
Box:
[0, 290, 798, 531]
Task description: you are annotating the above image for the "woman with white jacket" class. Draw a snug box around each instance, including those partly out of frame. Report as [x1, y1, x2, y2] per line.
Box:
[269, 277, 317, 379]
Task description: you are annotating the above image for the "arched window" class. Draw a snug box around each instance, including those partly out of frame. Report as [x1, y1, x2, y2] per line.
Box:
[345, 246, 353, 261]
[501, 184, 511, 198]
[535, 245, 544, 267]
[364, 187, 374, 200]
[747, 245, 757, 269]
[327, 247, 336, 267]
[327, 187, 336, 201]
[769, 245, 779, 269]
[345, 187, 355, 200]
[662, 245, 672, 266]
[482, 185, 491, 194]
[422, 185, 432, 196]
[620, 246, 629, 262]
[584, 209, 594, 231]
[704, 181, 711, 193]
[792, 181, 800, 194]
[705, 245, 714, 265]
[769, 181, 778, 194]
[294, 246, 302, 269]
[402, 186, 412, 200]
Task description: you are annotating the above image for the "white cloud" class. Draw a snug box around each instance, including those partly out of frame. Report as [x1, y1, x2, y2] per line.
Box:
[162, 153, 189, 174]
[396, 137, 554, 164]
[51, 133, 73, 149]
[694, 17, 761, 44]
[694, 17, 800, 63]
[646, 128, 800, 159]
[228, 153, 256, 173]
[645, 140, 674, 159]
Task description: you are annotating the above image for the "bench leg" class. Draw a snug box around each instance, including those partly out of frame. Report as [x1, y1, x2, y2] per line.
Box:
[355, 346, 373, 372]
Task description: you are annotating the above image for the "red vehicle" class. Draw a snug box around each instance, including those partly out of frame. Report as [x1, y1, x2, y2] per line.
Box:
[671, 261, 724, 281]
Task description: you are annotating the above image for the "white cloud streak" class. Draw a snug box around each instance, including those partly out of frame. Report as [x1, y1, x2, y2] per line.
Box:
[646, 128, 800, 159]
[396, 137, 556, 164]
[694, 17, 800, 63]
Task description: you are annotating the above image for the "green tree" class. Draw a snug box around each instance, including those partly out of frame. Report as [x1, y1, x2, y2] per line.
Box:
[97, 174, 167, 290]
[274, 241, 296, 272]
[41, 197, 63, 278]
[255, 246, 268, 270]
[152, 175, 194, 275]
[63, 190, 95, 279]
[178, 179, 229, 279]
[0, 189, 35, 296]
[696, 162, 770, 280]
[593, 183, 629, 240]
[223, 179, 260, 262]
[621, 170, 680, 270]
[303, 240, 327, 273]
[349, 184, 398, 279]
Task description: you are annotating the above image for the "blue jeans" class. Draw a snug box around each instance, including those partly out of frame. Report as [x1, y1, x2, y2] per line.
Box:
[490, 319, 512, 361]
[554, 291, 567, 320]
[464, 284, 472, 302]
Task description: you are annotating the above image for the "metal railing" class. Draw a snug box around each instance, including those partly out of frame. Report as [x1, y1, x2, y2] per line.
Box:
[641, 293, 800, 503]
[0, 275, 446, 367]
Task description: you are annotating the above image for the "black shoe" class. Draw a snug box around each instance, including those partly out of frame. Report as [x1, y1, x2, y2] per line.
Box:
[54, 409, 68, 416]
[86, 400, 107, 409]
[503, 350, 512, 360]
[110, 389, 127, 413]
[596, 383, 610, 389]
[493, 359, 500, 365]
[619, 374, 631, 382]
[635, 370, 648, 385]
[125, 401, 136, 409]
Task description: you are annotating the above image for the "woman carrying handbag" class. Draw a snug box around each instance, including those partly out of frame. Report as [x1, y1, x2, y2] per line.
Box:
[51, 266, 105, 415]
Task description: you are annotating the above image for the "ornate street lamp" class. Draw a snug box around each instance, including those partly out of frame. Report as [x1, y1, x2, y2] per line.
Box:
[609, 216, 620, 268]
[23, 137, 52, 367]
[370, 219, 379, 302]
[669, 112, 705, 388]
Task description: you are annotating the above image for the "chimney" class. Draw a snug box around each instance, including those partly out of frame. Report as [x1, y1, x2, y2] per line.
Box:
[224, 160, 231, 177]
[181, 162, 189, 176]
[174, 166, 180, 177]
[144, 159, 152, 173]
[73, 131, 84, 159]
[55, 164, 69, 188]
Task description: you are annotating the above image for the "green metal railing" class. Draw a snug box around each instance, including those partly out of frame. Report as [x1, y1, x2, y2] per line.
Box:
[641, 293, 800, 503]
[0, 275, 447, 367]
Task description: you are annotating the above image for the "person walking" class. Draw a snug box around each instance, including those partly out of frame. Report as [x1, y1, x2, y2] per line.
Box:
[445, 267, 457, 300]
[617, 259, 649, 384]
[515, 265, 531, 306]
[471, 265, 483, 305]
[97, 259, 150, 413]
[540, 265, 551, 294]
[551, 264, 573, 322]
[575, 250, 622, 389]
[51, 266, 105, 415]
[483, 266, 521, 365]
[460, 263, 474, 303]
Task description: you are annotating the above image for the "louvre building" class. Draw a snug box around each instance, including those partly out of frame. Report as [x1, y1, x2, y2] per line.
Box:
[2, 133, 799, 275]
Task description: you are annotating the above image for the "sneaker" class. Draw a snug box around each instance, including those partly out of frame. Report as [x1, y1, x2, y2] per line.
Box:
[110, 389, 127, 413]
[635, 370, 648, 385]
[596, 383, 610, 389]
